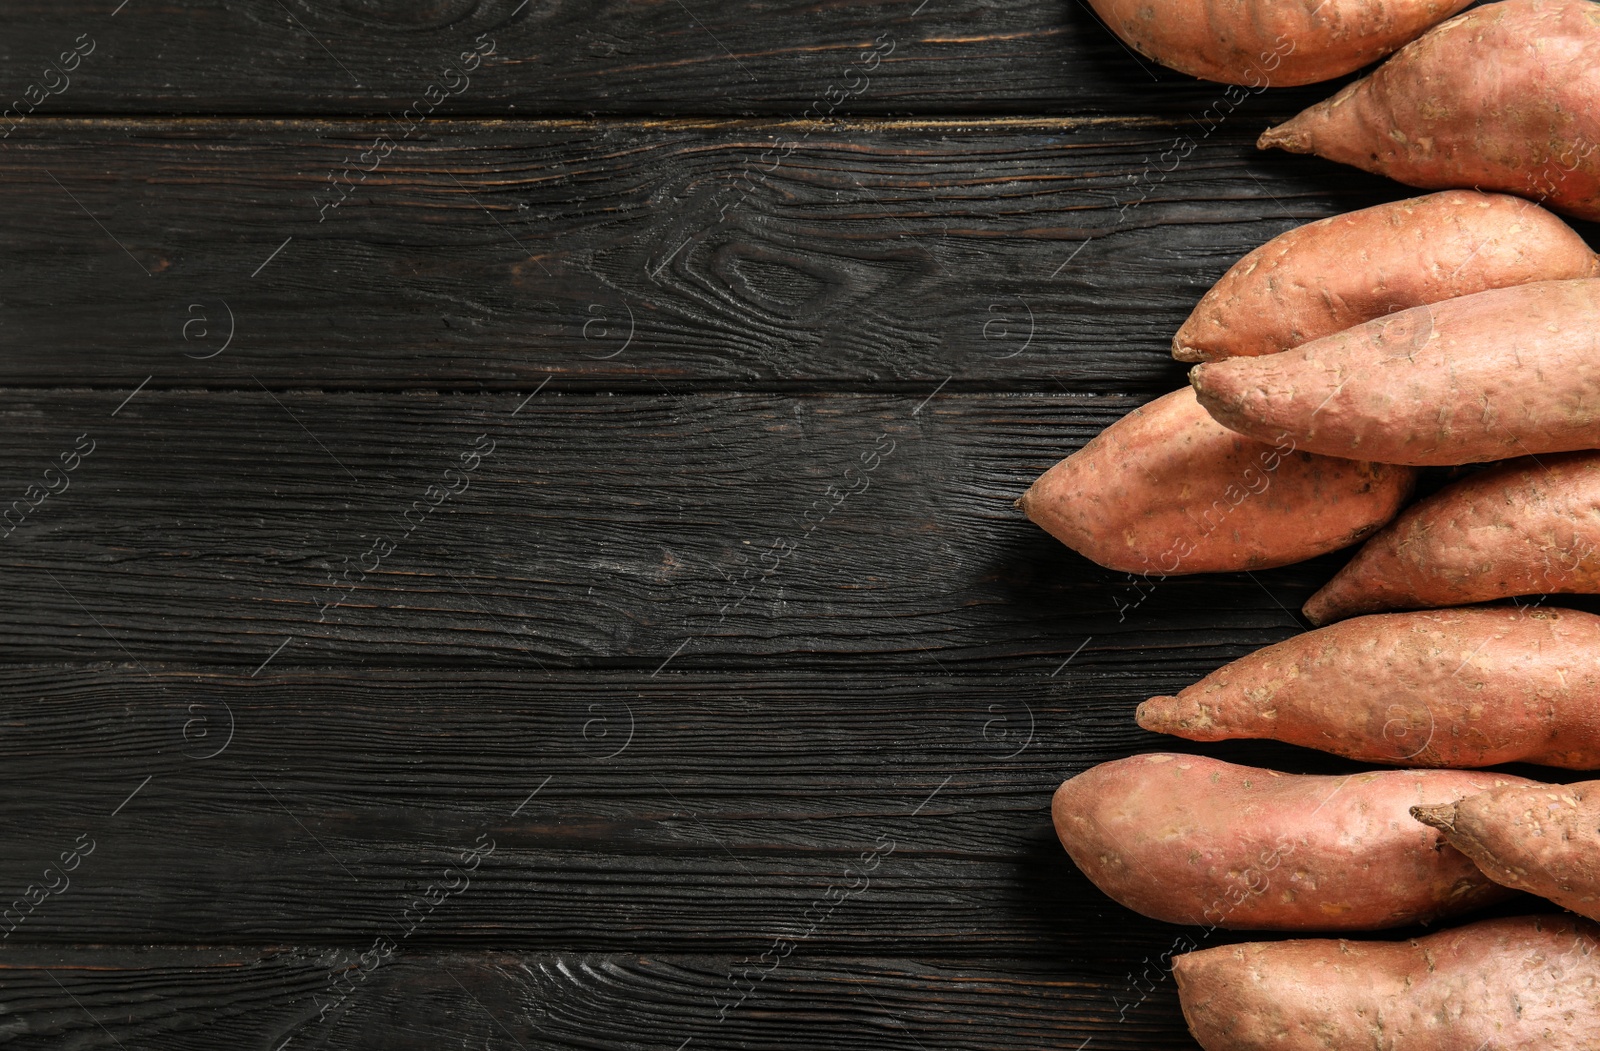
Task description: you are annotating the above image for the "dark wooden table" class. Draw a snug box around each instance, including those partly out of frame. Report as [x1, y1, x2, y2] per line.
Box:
[1, 2, 1591, 1048]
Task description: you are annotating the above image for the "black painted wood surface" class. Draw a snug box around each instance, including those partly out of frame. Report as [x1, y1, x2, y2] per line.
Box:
[0, 665, 1364, 952]
[0, 388, 1329, 669]
[0, 0, 1350, 118]
[0, 117, 1419, 392]
[2, 3, 1592, 1049]
[0, 947, 1202, 1050]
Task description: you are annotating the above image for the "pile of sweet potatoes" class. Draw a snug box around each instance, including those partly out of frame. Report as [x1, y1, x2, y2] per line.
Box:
[1028, 3, 1600, 1046]
[1020, 191, 1600, 591]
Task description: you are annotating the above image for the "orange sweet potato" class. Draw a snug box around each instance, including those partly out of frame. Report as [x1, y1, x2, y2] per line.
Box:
[1174, 191, 1599, 362]
[1190, 278, 1600, 466]
[1138, 607, 1600, 768]
[1175, 915, 1600, 1051]
[1050, 753, 1532, 930]
[1415, 782, 1600, 921]
[1304, 451, 1600, 624]
[1085, 0, 1473, 87]
[1016, 387, 1414, 575]
[1259, 0, 1600, 222]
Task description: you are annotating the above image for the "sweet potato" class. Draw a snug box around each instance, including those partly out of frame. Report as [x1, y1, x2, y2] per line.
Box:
[1050, 753, 1532, 930]
[1259, 0, 1600, 222]
[1415, 782, 1600, 921]
[1189, 278, 1600, 466]
[1085, 0, 1474, 87]
[1016, 387, 1414, 575]
[1174, 191, 1599, 363]
[1303, 451, 1600, 624]
[1175, 915, 1600, 1051]
[1139, 607, 1600, 768]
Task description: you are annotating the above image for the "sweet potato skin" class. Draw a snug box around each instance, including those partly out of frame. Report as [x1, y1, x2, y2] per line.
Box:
[1139, 607, 1600, 768]
[1050, 753, 1530, 930]
[1175, 915, 1600, 1051]
[1303, 452, 1600, 624]
[1259, 0, 1600, 221]
[1016, 387, 1415, 575]
[1190, 278, 1600, 466]
[1414, 782, 1600, 921]
[1086, 0, 1474, 86]
[1173, 191, 1600, 362]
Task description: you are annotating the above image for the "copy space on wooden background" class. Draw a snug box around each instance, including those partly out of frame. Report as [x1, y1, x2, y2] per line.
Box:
[0, 1, 1590, 1048]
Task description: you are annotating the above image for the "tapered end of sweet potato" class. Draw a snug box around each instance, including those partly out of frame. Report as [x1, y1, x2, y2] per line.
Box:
[1187, 362, 1259, 440]
[1135, 695, 1228, 741]
[1302, 573, 1366, 626]
[1257, 119, 1313, 154]
[1016, 445, 1115, 567]
[1172, 947, 1235, 1049]
[1133, 697, 1171, 733]
[1410, 802, 1458, 833]
[1171, 338, 1207, 364]
[1186, 363, 1226, 393]
[1301, 592, 1337, 627]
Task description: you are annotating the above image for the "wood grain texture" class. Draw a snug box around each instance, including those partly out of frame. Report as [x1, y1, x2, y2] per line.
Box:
[0, 0, 1351, 118]
[0, 388, 1343, 668]
[0, 947, 1201, 1050]
[0, 117, 1474, 391]
[0, 664, 1405, 957]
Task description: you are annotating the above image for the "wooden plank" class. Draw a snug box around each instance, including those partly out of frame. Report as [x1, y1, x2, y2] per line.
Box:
[0, 117, 1477, 390]
[0, 0, 1350, 119]
[0, 388, 1343, 668]
[0, 664, 1385, 956]
[0, 947, 1202, 1050]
